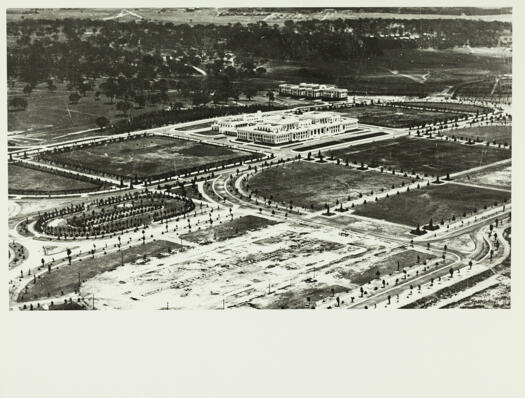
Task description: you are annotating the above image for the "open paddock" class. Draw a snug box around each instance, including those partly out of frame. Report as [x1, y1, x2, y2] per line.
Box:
[292, 131, 387, 152]
[332, 105, 459, 128]
[340, 249, 436, 285]
[8, 163, 102, 194]
[353, 183, 510, 227]
[331, 136, 510, 176]
[181, 215, 279, 244]
[18, 240, 182, 303]
[443, 125, 511, 145]
[390, 101, 490, 114]
[175, 121, 214, 131]
[248, 160, 409, 210]
[39, 135, 258, 180]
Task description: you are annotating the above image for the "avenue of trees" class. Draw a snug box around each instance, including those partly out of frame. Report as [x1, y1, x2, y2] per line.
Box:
[105, 103, 285, 135]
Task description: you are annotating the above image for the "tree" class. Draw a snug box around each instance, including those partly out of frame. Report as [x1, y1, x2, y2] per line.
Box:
[134, 94, 146, 108]
[23, 84, 33, 96]
[9, 97, 28, 111]
[243, 86, 258, 101]
[95, 116, 110, 131]
[266, 90, 275, 106]
[116, 101, 132, 116]
[192, 91, 210, 106]
[47, 79, 57, 92]
[69, 92, 81, 104]
[100, 78, 117, 104]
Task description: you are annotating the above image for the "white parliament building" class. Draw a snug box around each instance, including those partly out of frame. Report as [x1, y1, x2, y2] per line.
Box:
[278, 82, 348, 100]
[212, 111, 358, 145]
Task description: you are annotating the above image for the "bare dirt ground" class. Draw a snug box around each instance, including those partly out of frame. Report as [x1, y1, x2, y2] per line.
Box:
[79, 221, 393, 309]
[457, 163, 511, 190]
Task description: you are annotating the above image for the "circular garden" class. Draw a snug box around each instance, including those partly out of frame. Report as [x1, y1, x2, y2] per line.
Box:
[34, 189, 194, 239]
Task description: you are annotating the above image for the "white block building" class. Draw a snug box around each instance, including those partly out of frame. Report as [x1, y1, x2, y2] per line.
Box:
[211, 111, 264, 136]
[278, 82, 348, 100]
[213, 111, 357, 145]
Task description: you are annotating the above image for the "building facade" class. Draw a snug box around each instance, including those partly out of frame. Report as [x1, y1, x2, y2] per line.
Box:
[214, 111, 358, 145]
[211, 112, 264, 136]
[278, 82, 348, 100]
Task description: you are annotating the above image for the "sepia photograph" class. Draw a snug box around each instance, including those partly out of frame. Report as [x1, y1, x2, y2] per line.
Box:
[6, 6, 513, 311]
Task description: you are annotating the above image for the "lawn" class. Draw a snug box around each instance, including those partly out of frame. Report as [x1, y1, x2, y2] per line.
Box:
[8, 163, 100, 193]
[181, 215, 279, 244]
[391, 101, 489, 114]
[455, 78, 497, 97]
[193, 129, 221, 136]
[175, 121, 214, 131]
[249, 160, 409, 209]
[341, 250, 436, 285]
[353, 183, 510, 227]
[333, 105, 460, 128]
[331, 136, 510, 176]
[292, 131, 387, 152]
[444, 125, 512, 145]
[40, 135, 256, 179]
[18, 240, 182, 302]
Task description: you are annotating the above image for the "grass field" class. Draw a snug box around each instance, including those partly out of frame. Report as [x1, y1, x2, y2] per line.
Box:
[331, 136, 510, 176]
[341, 249, 436, 285]
[41, 136, 253, 179]
[193, 129, 221, 136]
[444, 125, 512, 145]
[8, 163, 100, 193]
[264, 48, 511, 97]
[181, 215, 279, 244]
[292, 131, 387, 152]
[353, 183, 510, 227]
[18, 240, 182, 302]
[392, 101, 489, 113]
[7, 79, 201, 145]
[332, 105, 459, 128]
[443, 283, 511, 309]
[263, 284, 350, 309]
[249, 161, 409, 209]
[175, 121, 214, 131]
